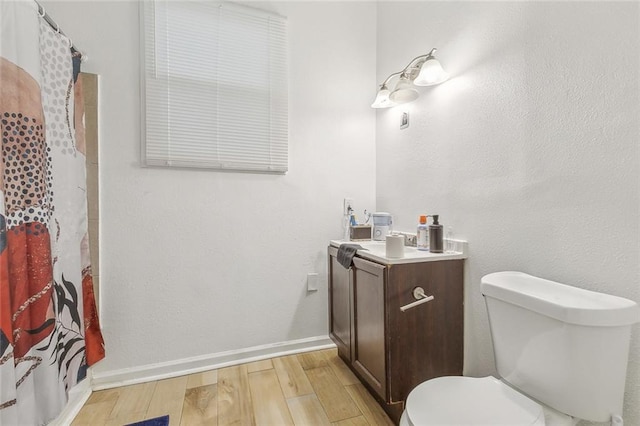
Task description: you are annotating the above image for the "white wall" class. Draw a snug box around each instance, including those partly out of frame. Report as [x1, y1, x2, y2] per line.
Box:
[41, 0, 377, 372]
[376, 2, 639, 424]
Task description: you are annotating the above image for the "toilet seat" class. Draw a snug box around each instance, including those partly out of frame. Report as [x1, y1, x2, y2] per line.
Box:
[403, 376, 545, 426]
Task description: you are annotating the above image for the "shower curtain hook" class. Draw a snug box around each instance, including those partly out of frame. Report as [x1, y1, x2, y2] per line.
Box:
[38, 4, 45, 18]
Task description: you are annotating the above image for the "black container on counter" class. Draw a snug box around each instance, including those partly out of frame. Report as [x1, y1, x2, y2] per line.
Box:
[429, 214, 443, 253]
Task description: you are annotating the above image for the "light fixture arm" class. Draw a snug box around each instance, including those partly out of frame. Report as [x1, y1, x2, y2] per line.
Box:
[380, 71, 403, 88]
[400, 48, 438, 75]
[377, 48, 438, 88]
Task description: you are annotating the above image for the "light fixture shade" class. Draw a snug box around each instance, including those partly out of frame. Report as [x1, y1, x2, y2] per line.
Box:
[371, 86, 394, 108]
[413, 57, 449, 86]
[389, 77, 419, 104]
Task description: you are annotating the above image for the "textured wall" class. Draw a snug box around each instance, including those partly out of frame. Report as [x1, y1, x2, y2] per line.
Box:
[38, 1, 640, 423]
[376, 2, 639, 424]
[41, 1, 377, 372]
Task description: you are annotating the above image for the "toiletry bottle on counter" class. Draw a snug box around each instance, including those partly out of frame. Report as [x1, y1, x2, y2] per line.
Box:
[429, 214, 444, 253]
[417, 215, 429, 251]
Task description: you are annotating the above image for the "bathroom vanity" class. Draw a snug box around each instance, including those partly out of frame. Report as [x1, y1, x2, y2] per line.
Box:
[327, 240, 466, 423]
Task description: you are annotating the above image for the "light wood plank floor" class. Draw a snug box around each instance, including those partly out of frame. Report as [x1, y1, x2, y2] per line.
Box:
[72, 348, 394, 426]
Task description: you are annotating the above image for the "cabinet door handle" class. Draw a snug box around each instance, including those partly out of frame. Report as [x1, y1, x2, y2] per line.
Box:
[400, 287, 435, 312]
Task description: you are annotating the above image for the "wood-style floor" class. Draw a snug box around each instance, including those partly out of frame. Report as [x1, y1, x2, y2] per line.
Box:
[71, 348, 394, 426]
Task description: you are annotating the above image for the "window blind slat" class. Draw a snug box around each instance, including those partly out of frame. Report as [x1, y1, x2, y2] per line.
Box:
[142, 0, 288, 173]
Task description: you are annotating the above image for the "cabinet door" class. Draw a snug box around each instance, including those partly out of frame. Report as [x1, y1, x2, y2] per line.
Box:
[328, 248, 353, 361]
[352, 257, 387, 401]
[386, 259, 464, 402]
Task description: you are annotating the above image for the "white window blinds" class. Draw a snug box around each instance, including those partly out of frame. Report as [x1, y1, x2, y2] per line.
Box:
[141, 1, 288, 173]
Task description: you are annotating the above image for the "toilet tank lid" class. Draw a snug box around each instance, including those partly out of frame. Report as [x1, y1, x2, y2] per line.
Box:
[481, 271, 640, 327]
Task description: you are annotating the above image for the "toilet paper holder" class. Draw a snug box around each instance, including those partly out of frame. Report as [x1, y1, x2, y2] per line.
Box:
[400, 287, 435, 312]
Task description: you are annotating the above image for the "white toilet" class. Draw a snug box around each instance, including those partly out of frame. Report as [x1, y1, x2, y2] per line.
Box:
[400, 271, 640, 426]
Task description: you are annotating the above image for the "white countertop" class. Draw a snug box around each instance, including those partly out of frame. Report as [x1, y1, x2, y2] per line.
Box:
[329, 239, 468, 265]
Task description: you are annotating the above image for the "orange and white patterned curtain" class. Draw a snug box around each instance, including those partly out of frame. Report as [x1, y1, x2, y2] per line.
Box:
[0, 2, 104, 424]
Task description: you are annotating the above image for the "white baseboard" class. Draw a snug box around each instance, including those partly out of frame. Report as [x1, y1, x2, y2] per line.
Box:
[49, 377, 92, 426]
[92, 335, 334, 391]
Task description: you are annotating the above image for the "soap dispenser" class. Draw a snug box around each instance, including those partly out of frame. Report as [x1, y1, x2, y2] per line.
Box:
[429, 215, 443, 253]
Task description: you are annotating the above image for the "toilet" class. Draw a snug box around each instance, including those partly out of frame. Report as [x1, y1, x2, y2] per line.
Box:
[400, 271, 640, 426]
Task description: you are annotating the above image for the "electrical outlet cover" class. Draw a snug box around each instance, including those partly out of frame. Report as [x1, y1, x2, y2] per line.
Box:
[307, 273, 319, 292]
[343, 198, 354, 215]
[400, 111, 409, 129]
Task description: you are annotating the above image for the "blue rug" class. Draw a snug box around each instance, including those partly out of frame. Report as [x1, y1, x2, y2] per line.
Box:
[125, 415, 169, 426]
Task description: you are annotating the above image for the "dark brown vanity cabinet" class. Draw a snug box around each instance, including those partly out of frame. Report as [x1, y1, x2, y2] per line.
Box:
[328, 246, 464, 423]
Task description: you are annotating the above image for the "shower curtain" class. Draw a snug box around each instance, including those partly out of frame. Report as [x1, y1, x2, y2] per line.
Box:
[0, 2, 105, 424]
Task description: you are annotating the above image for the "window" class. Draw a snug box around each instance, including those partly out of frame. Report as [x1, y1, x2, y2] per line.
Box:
[141, 1, 288, 173]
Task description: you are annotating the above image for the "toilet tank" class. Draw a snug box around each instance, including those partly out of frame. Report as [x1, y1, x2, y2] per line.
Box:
[481, 271, 639, 423]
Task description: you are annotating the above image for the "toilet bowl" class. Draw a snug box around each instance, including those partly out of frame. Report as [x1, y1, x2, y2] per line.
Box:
[399, 271, 639, 426]
[399, 376, 578, 426]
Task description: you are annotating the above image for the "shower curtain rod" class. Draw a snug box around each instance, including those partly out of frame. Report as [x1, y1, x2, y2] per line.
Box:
[33, 0, 86, 61]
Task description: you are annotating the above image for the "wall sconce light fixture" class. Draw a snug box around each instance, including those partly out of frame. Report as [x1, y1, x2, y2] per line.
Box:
[371, 48, 449, 109]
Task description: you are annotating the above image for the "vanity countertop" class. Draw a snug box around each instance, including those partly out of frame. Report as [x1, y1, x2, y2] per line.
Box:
[329, 239, 468, 265]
